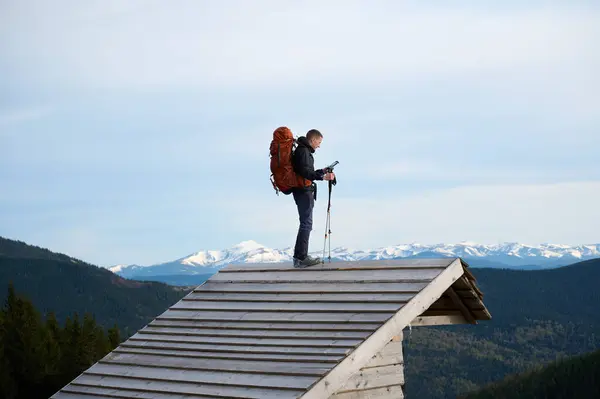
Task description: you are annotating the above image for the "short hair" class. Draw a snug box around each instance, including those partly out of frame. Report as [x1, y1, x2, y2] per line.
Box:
[306, 129, 323, 140]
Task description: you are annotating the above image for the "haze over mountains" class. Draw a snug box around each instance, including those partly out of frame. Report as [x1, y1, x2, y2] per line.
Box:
[110, 240, 600, 279]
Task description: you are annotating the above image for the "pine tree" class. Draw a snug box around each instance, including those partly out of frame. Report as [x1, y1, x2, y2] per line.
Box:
[59, 315, 76, 381]
[42, 311, 63, 395]
[0, 282, 134, 398]
[93, 321, 110, 359]
[108, 323, 121, 349]
[0, 303, 17, 399]
[80, 313, 98, 368]
[1, 282, 48, 398]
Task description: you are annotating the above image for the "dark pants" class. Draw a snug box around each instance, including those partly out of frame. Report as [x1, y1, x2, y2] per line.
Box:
[293, 189, 314, 260]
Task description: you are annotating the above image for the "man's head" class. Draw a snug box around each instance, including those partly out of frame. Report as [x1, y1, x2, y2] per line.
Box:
[306, 129, 323, 150]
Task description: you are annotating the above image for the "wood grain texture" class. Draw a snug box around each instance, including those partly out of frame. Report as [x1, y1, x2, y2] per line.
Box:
[150, 319, 382, 331]
[159, 309, 396, 323]
[299, 258, 465, 399]
[127, 333, 362, 348]
[209, 269, 442, 283]
[54, 385, 219, 399]
[196, 282, 429, 293]
[183, 292, 416, 303]
[121, 340, 350, 356]
[63, 374, 304, 399]
[103, 352, 332, 375]
[170, 300, 406, 313]
[221, 258, 453, 272]
[51, 256, 491, 399]
[83, 362, 319, 390]
[140, 326, 371, 339]
[112, 347, 342, 363]
[329, 384, 404, 399]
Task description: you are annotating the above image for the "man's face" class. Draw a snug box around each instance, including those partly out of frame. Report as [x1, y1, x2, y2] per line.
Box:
[310, 136, 323, 150]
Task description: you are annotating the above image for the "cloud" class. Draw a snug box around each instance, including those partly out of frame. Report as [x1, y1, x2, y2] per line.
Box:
[355, 158, 600, 184]
[1, 2, 598, 267]
[1, 2, 598, 90]
[0, 106, 52, 130]
[219, 180, 600, 250]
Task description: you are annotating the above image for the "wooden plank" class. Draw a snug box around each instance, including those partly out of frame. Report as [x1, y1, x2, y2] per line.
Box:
[363, 341, 403, 369]
[55, 385, 219, 399]
[150, 319, 382, 331]
[461, 263, 476, 281]
[120, 340, 350, 356]
[100, 359, 328, 379]
[158, 310, 396, 323]
[170, 300, 405, 313]
[444, 289, 492, 319]
[420, 309, 463, 317]
[471, 309, 490, 319]
[420, 309, 489, 319]
[221, 259, 453, 272]
[140, 325, 369, 339]
[463, 275, 484, 297]
[449, 276, 471, 290]
[184, 292, 416, 303]
[447, 287, 477, 324]
[104, 352, 332, 375]
[299, 258, 465, 399]
[196, 282, 428, 293]
[128, 333, 362, 348]
[430, 296, 482, 309]
[337, 364, 405, 392]
[409, 313, 468, 326]
[452, 276, 484, 299]
[329, 385, 404, 399]
[477, 307, 492, 320]
[112, 348, 342, 363]
[450, 289, 479, 299]
[83, 362, 319, 390]
[141, 326, 371, 340]
[209, 269, 442, 283]
[68, 374, 303, 399]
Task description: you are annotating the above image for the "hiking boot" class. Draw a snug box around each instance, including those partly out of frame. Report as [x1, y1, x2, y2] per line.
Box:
[293, 255, 322, 268]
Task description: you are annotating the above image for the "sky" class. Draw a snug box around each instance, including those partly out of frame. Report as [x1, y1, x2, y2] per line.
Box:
[1, 1, 599, 267]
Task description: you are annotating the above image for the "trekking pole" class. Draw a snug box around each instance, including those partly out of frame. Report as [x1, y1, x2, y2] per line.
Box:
[321, 161, 338, 264]
[322, 180, 333, 263]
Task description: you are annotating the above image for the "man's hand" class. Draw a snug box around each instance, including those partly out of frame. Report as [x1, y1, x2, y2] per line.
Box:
[323, 172, 335, 181]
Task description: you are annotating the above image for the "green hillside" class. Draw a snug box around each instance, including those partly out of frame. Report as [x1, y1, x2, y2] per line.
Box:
[461, 348, 600, 398]
[0, 236, 188, 336]
[2, 235, 599, 398]
[403, 258, 600, 398]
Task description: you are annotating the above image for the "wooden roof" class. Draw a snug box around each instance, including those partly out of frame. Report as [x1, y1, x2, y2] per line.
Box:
[51, 257, 490, 399]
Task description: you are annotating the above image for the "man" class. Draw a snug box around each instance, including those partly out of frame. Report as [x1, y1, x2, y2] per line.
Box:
[291, 129, 335, 268]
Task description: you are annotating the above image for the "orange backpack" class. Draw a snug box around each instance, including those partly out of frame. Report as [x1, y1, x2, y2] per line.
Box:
[269, 126, 311, 195]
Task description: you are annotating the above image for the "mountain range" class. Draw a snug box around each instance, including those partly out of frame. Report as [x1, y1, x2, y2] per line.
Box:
[3, 234, 600, 398]
[110, 240, 600, 279]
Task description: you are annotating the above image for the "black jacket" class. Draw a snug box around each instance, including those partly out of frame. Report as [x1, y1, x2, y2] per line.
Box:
[292, 136, 324, 190]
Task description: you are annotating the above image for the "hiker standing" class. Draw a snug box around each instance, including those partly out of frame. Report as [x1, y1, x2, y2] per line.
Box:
[291, 129, 335, 268]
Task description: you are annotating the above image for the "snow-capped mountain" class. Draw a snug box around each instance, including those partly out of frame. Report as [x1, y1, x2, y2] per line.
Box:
[111, 240, 294, 278]
[110, 240, 600, 278]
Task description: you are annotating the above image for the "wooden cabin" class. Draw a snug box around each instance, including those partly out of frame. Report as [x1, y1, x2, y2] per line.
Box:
[51, 257, 491, 398]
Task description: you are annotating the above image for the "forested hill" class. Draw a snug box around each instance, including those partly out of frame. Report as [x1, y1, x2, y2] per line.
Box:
[470, 257, 600, 326]
[0, 236, 188, 336]
[3, 235, 600, 398]
[0, 236, 93, 264]
[461, 348, 600, 398]
[403, 257, 600, 398]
